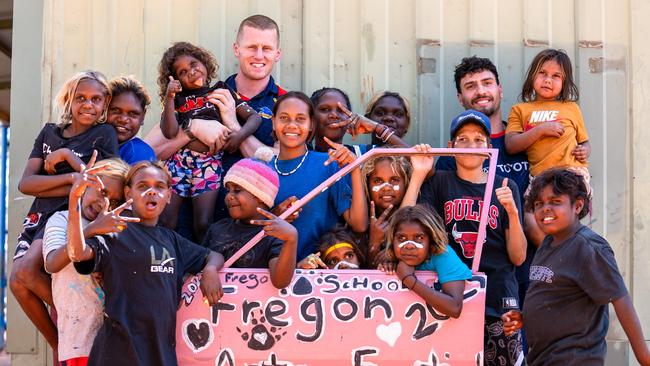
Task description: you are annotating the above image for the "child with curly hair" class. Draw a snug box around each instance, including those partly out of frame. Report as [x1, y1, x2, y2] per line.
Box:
[157, 42, 262, 241]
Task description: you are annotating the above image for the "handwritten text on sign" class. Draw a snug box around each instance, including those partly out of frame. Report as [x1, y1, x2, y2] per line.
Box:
[176, 269, 486, 366]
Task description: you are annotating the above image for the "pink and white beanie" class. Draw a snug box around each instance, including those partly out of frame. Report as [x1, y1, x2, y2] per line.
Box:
[223, 147, 279, 208]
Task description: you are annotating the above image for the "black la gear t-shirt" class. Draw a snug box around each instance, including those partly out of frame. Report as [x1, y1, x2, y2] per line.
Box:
[202, 218, 283, 268]
[27, 122, 118, 215]
[523, 225, 628, 366]
[75, 223, 210, 366]
[418, 170, 522, 317]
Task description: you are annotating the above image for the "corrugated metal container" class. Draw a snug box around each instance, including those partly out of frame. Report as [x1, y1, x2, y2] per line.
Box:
[8, 0, 650, 364]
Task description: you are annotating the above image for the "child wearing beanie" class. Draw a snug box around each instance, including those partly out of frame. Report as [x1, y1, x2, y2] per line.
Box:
[202, 148, 298, 288]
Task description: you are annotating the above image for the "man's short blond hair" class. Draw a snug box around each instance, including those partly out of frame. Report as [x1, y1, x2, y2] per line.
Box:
[236, 14, 280, 45]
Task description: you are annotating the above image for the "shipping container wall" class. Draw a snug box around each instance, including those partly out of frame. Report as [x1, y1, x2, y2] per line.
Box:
[8, 0, 648, 365]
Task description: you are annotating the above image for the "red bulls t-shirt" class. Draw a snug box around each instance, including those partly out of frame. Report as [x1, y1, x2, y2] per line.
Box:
[418, 170, 522, 317]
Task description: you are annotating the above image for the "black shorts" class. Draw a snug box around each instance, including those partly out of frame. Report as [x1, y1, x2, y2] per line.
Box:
[14, 212, 48, 260]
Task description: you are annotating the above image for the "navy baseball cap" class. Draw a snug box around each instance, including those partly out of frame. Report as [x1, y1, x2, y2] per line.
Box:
[449, 110, 491, 139]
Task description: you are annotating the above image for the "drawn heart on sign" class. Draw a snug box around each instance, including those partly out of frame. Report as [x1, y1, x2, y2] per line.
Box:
[182, 319, 214, 352]
[376, 322, 402, 347]
[253, 331, 268, 345]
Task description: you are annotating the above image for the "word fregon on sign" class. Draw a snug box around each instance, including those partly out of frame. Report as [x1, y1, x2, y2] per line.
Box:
[176, 269, 486, 366]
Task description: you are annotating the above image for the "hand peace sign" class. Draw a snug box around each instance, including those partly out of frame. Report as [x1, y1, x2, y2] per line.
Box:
[70, 150, 108, 200]
[327, 102, 377, 140]
[86, 198, 141, 235]
[250, 207, 298, 242]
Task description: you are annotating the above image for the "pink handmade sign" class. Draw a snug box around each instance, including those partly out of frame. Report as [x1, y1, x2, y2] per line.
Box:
[176, 269, 486, 365]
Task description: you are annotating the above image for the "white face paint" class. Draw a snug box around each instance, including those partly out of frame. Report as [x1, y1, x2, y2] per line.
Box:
[332, 260, 360, 270]
[141, 187, 165, 198]
[397, 240, 424, 249]
[371, 182, 401, 192]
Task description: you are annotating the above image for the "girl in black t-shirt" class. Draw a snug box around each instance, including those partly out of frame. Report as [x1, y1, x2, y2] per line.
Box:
[10, 70, 118, 357]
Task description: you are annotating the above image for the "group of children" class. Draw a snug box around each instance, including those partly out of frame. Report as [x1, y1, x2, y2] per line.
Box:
[9, 36, 650, 366]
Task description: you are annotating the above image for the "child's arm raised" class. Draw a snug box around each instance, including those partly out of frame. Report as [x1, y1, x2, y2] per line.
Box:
[160, 76, 182, 139]
[367, 202, 393, 266]
[324, 137, 368, 232]
[66, 169, 104, 262]
[45, 199, 138, 274]
[401, 144, 434, 207]
[251, 208, 299, 288]
[496, 178, 527, 266]
[613, 295, 650, 365]
[397, 261, 465, 318]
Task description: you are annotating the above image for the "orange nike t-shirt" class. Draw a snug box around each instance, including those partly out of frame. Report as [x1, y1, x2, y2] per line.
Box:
[507, 100, 589, 176]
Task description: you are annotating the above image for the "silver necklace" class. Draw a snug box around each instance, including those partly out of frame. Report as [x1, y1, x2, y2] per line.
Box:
[274, 150, 309, 176]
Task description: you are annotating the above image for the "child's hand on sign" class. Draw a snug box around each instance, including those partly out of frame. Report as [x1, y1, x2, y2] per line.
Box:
[377, 260, 397, 275]
[501, 310, 523, 336]
[297, 253, 327, 270]
[396, 260, 415, 280]
[201, 267, 224, 306]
